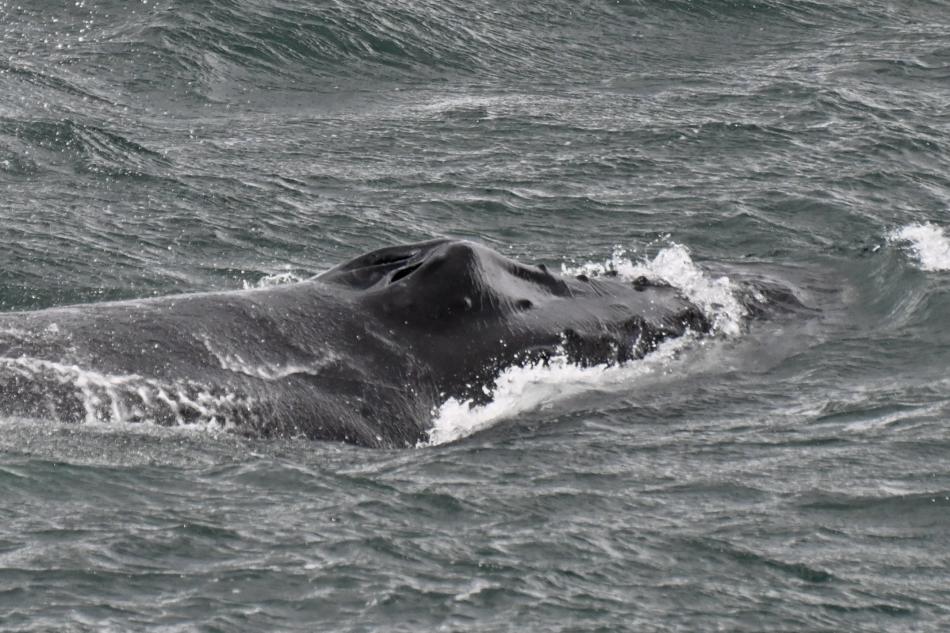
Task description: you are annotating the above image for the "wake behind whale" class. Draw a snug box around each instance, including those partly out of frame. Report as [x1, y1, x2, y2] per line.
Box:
[0, 240, 795, 447]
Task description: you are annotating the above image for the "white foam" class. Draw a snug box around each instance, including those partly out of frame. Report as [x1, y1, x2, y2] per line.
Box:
[423, 336, 696, 446]
[200, 336, 338, 381]
[0, 356, 250, 431]
[242, 271, 304, 289]
[891, 222, 950, 271]
[563, 242, 747, 336]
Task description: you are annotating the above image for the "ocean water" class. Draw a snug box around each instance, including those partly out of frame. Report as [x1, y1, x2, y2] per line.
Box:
[2, 0, 950, 630]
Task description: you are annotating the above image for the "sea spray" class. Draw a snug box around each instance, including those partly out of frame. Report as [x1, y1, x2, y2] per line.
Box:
[891, 223, 950, 272]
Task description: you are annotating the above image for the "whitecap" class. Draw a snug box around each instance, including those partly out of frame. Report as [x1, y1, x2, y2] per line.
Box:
[891, 222, 950, 271]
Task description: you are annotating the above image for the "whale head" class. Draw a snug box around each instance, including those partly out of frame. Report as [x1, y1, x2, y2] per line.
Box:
[317, 239, 711, 402]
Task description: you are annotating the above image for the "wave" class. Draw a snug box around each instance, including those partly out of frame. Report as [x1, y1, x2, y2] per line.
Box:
[0, 117, 169, 177]
[0, 62, 116, 107]
[3, 0, 937, 103]
[616, 0, 847, 23]
[108, 0, 543, 90]
[127, 0, 880, 83]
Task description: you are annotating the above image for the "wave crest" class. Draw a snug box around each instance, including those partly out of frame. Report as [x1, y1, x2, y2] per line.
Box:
[0, 118, 168, 177]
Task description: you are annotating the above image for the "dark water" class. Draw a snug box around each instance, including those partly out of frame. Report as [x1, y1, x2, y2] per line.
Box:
[3, 0, 950, 630]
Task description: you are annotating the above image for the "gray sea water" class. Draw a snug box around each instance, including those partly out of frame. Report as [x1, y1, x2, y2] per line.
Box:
[3, 0, 950, 630]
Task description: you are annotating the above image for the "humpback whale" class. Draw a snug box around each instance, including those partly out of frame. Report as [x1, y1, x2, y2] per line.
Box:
[0, 239, 724, 447]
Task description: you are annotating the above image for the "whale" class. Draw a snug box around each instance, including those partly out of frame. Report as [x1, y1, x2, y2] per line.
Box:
[0, 239, 727, 447]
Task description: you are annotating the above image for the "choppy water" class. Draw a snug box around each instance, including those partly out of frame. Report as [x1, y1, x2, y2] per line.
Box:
[2, 0, 950, 630]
